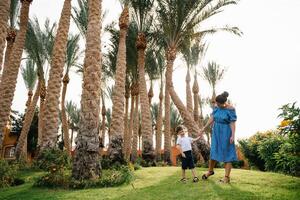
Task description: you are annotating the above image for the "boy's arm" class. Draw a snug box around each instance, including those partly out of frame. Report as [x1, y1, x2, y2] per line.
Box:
[191, 135, 202, 142]
[176, 144, 186, 158]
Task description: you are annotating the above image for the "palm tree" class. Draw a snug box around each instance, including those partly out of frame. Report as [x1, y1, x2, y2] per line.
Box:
[1, 0, 20, 83]
[157, 0, 242, 160]
[131, 83, 139, 162]
[0, 0, 11, 73]
[72, 0, 102, 180]
[61, 34, 81, 153]
[15, 59, 38, 159]
[202, 61, 226, 104]
[22, 17, 55, 152]
[130, 0, 156, 163]
[0, 0, 32, 155]
[41, 0, 72, 151]
[108, 2, 129, 163]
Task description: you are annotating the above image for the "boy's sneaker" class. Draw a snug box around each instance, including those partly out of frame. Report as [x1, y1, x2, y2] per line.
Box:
[193, 177, 199, 183]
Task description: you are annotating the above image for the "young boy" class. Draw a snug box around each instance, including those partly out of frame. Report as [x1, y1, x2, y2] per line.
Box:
[176, 125, 202, 183]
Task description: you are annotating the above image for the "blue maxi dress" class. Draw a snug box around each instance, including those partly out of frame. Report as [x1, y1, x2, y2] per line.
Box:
[210, 107, 238, 162]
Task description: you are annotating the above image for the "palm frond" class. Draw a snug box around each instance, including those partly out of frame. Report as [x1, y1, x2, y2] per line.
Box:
[9, 0, 20, 29]
[21, 59, 37, 91]
[65, 34, 81, 72]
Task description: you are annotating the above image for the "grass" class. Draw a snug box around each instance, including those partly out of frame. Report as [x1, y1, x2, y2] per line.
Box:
[0, 167, 299, 200]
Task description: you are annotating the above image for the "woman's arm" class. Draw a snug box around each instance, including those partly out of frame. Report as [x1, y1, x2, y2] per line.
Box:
[230, 122, 236, 144]
[201, 116, 214, 132]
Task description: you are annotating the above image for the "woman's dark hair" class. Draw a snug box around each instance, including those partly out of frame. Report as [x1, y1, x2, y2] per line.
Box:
[215, 91, 229, 104]
[175, 125, 184, 134]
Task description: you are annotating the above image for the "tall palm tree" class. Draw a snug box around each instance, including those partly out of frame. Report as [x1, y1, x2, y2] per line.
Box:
[16, 17, 55, 159]
[15, 59, 38, 159]
[130, 0, 156, 163]
[0, 0, 20, 80]
[41, 0, 72, 151]
[0, 0, 11, 73]
[72, 0, 102, 180]
[108, 3, 129, 163]
[202, 61, 226, 104]
[0, 0, 32, 155]
[157, 0, 241, 160]
[156, 84, 163, 161]
[61, 34, 81, 153]
[22, 17, 55, 151]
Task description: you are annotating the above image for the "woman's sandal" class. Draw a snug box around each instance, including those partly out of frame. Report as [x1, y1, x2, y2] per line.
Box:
[202, 171, 215, 180]
[219, 176, 230, 184]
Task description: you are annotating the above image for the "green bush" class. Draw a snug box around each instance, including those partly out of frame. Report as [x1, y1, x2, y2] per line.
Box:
[34, 148, 71, 171]
[257, 134, 284, 171]
[0, 159, 19, 188]
[232, 160, 244, 169]
[34, 164, 69, 188]
[238, 131, 276, 171]
[274, 138, 300, 176]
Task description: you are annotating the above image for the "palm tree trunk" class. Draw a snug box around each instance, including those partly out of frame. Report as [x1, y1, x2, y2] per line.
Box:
[61, 73, 70, 153]
[101, 93, 106, 148]
[193, 75, 199, 123]
[37, 78, 46, 148]
[131, 93, 139, 162]
[137, 32, 155, 163]
[72, 0, 102, 180]
[41, 0, 72, 151]
[0, 0, 10, 73]
[186, 68, 193, 115]
[108, 6, 129, 163]
[148, 83, 153, 105]
[123, 87, 130, 159]
[186, 68, 193, 136]
[15, 80, 41, 160]
[25, 90, 33, 110]
[156, 85, 163, 161]
[165, 47, 210, 161]
[70, 128, 74, 149]
[126, 92, 134, 161]
[164, 81, 171, 164]
[0, 0, 31, 155]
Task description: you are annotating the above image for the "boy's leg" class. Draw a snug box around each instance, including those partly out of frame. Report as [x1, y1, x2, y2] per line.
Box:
[191, 168, 197, 178]
[182, 169, 186, 179]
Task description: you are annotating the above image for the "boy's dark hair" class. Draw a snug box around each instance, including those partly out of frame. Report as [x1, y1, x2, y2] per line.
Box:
[176, 125, 184, 134]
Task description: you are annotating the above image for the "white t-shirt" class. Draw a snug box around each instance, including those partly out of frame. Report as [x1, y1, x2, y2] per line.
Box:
[176, 136, 193, 152]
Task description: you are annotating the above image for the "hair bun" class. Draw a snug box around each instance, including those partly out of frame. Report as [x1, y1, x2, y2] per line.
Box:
[221, 91, 229, 98]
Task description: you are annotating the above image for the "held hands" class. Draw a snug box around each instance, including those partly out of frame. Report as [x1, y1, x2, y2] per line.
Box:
[230, 136, 235, 144]
[181, 153, 186, 158]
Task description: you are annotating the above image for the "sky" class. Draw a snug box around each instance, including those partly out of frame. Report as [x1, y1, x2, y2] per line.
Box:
[11, 0, 300, 140]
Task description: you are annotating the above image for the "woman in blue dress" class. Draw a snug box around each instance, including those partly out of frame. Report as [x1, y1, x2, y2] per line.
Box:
[201, 91, 237, 183]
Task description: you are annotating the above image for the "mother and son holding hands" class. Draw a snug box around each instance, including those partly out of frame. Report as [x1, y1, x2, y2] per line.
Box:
[176, 91, 237, 184]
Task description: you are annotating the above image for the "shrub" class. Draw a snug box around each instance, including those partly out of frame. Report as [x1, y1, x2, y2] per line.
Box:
[34, 164, 69, 188]
[34, 148, 71, 171]
[257, 134, 284, 171]
[0, 159, 18, 188]
[274, 138, 300, 176]
[238, 131, 276, 171]
[232, 160, 244, 169]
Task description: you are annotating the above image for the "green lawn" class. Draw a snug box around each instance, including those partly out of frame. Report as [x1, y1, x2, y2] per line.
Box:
[0, 167, 299, 200]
